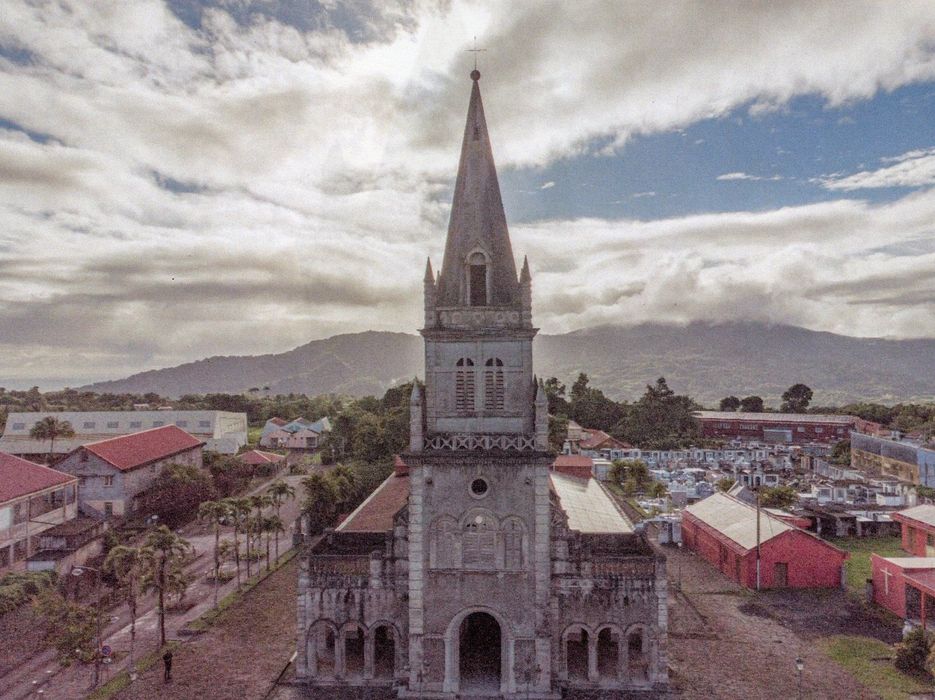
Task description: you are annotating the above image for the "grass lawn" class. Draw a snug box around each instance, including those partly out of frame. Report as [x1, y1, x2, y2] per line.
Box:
[829, 535, 904, 596]
[820, 634, 935, 700]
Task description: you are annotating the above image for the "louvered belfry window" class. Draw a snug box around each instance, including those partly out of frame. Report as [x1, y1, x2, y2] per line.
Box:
[484, 358, 504, 410]
[456, 358, 475, 412]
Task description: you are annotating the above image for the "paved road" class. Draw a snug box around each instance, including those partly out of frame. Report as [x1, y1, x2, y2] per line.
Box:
[0, 473, 307, 700]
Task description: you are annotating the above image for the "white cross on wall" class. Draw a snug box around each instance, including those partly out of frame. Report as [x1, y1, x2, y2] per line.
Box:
[883, 567, 893, 595]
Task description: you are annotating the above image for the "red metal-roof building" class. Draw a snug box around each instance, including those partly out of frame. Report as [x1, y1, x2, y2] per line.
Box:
[871, 555, 935, 624]
[551, 455, 594, 479]
[1, 452, 79, 573]
[55, 425, 204, 518]
[682, 492, 848, 589]
[892, 505, 935, 557]
[693, 411, 860, 444]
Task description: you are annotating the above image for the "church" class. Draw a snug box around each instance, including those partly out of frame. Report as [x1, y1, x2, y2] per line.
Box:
[295, 69, 668, 698]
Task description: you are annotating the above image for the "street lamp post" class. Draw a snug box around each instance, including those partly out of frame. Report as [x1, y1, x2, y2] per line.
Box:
[72, 565, 103, 689]
[795, 656, 804, 700]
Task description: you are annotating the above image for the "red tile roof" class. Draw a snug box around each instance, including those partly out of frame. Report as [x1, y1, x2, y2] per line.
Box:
[579, 429, 629, 450]
[338, 472, 410, 533]
[82, 425, 203, 472]
[552, 455, 594, 479]
[238, 449, 285, 466]
[269, 417, 287, 426]
[0, 452, 76, 503]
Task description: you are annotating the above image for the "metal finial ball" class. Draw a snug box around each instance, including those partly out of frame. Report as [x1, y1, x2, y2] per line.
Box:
[470, 69, 481, 81]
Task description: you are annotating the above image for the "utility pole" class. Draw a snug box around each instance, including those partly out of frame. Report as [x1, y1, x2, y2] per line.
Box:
[755, 489, 761, 591]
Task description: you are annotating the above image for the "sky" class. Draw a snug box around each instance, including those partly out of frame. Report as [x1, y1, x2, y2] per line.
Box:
[2, 1, 935, 389]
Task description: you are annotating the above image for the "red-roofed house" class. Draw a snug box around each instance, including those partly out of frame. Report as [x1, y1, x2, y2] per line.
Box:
[238, 449, 286, 467]
[552, 455, 594, 479]
[55, 426, 204, 518]
[1, 452, 78, 573]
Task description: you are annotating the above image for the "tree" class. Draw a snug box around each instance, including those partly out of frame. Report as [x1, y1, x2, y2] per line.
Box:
[29, 416, 75, 463]
[543, 377, 569, 416]
[780, 383, 813, 413]
[198, 500, 231, 609]
[608, 459, 651, 491]
[717, 477, 736, 492]
[223, 497, 251, 588]
[830, 439, 851, 466]
[141, 525, 192, 649]
[302, 473, 338, 534]
[740, 396, 765, 413]
[104, 545, 145, 675]
[719, 396, 741, 412]
[614, 378, 699, 448]
[548, 414, 569, 452]
[249, 494, 272, 570]
[32, 588, 97, 665]
[138, 462, 217, 529]
[758, 485, 798, 510]
[262, 515, 284, 571]
[568, 373, 625, 431]
[647, 481, 667, 498]
[266, 480, 296, 562]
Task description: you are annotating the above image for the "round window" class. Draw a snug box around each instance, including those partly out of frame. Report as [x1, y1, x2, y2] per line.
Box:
[470, 478, 489, 498]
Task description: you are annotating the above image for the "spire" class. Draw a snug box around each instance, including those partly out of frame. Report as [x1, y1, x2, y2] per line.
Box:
[424, 257, 435, 284]
[436, 70, 519, 307]
[520, 255, 531, 284]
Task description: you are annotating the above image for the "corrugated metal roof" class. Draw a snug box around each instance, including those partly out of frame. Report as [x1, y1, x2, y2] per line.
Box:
[0, 452, 76, 503]
[550, 473, 633, 534]
[878, 557, 935, 569]
[82, 425, 203, 472]
[894, 504, 935, 528]
[694, 411, 855, 425]
[684, 492, 791, 550]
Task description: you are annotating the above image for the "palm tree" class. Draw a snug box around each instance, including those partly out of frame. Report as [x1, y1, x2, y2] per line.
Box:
[262, 516, 284, 572]
[248, 494, 272, 575]
[104, 545, 144, 675]
[223, 497, 251, 587]
[29, 416, 75, 464]
[198, 500, 231, 609]
[141, 525, 192, 648]
[266, 480, 296, 562]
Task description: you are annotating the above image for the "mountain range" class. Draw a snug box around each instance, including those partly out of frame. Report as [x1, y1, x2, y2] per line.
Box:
[81, 322, 935, 406]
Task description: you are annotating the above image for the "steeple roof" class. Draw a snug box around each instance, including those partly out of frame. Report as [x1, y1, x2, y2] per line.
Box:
[436, 71, 519, 307]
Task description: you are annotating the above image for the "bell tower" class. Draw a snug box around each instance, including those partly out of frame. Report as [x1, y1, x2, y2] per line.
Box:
[415, 68, 546, 450]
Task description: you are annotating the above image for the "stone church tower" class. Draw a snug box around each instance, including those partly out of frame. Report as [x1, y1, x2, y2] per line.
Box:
[296, 70, 668, 699]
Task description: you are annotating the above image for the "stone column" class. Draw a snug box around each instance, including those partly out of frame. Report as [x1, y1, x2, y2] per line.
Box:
[364, 630, 375, 680]
[335, 632, 346, 680]
[587, 633, 599, 682]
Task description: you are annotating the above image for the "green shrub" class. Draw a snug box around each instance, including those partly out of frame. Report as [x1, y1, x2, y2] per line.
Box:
[896, 628, 931, 673]
[0, 570, 58, 615]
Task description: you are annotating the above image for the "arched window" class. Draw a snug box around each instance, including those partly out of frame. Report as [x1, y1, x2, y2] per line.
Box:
[462, 512, 497, 570]
[467, 252, 488, 306]
[484, 358, 504, 411]
[456, 358, 475, 412]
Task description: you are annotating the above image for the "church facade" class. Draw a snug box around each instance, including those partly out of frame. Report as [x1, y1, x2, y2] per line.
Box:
[296, 70, 668, 698]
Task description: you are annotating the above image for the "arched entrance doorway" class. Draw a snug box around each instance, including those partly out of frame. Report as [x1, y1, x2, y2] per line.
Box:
[459, 612, 501, 692]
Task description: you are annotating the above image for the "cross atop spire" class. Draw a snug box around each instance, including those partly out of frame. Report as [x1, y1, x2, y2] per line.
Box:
[466, 36, 486, 74]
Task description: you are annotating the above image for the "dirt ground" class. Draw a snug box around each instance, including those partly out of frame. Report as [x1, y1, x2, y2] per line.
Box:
[665, 541, 888, 699]
[114, 556, 298, 700]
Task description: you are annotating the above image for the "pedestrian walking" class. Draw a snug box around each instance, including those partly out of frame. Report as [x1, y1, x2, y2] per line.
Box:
[163, 649, 173, 683]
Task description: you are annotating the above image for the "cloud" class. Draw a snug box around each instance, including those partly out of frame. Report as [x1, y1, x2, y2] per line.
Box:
[818, 147, 935, 190]
[716, 172, 783, 182]
[632, 191, 656, 198]
[2, 1, 935, 386]
[539, 181, 555, 190]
